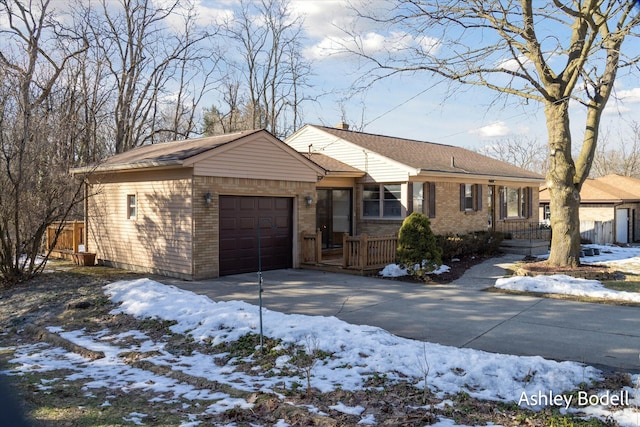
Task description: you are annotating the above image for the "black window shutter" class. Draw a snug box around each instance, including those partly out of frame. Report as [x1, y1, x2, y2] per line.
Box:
[499, 187, 506, 219]
[460, 184, 465, 211]
[407, 182, 414, 213]
[428, 182, 436, 218]
[476, 184, 483, 212]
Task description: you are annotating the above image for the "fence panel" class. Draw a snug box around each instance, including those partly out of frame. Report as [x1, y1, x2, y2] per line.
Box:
[580, 220, 613, 245]
[46, 221, 84, 255]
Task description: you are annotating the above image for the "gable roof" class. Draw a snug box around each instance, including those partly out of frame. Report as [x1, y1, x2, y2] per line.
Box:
[72, 129, 324, 176]
[305, 125, 543, 181]
[539, 174, 640, 203]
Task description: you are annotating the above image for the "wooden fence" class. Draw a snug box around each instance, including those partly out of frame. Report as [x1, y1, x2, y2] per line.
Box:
[580, 220, 614, 245]
[46, 221, 85, 258]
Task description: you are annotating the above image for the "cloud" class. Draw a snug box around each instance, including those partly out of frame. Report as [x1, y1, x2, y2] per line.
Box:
[295, 0, 439, 61]
[617, 87, 640, 103]
[469, 121, 511, 139]
[496, 56, 532, 72]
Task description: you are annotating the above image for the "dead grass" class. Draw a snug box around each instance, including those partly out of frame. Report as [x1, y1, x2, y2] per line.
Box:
[0, 260, 628, 426]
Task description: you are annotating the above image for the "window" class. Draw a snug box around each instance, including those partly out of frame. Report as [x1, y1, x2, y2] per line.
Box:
[500, 187, 532, 219]
[463, 184, 474, 210]
[506, 187, 520, 217]
[411, 182, 436, 218]
[127, 194, 136, 219]
[412, 183, 424, 214]
[459, 184, 482, 212]
[363, 184, 402, 218]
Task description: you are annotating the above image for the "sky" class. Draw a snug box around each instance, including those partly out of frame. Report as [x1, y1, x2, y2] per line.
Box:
[6, 0, 638, 151]
[3, 244, 640, 426]
[203, 0, 640, 150]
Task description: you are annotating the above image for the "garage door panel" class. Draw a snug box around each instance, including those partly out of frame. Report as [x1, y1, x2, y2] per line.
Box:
[240, 198, 256, 209]
[274, 198, 289, 209]
[219, 196, 236, 210]
[220, 218, 237, 230]
[239, 217, 255, 229]
[258, 198, 273, 209]
[219, 196, 293, 276]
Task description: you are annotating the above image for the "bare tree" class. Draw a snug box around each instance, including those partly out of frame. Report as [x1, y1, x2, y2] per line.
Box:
[591, 122, 640, 178]
[478, 136, 548, 174]
[0, 0, 87, 284]
[222, 0, 312, 138]
[78, 0, 213, 153]
[346, 1, 640, 267]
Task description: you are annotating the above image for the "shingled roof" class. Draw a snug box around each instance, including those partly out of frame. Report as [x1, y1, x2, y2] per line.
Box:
[539, 174, 640, 203]
[310, 125, 543, 180]
[305, 152, 364, 177]
[94, 130, 263, 171]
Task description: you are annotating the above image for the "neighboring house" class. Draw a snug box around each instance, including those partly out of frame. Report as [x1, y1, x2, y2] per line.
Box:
[71, 129, 324, 280]
[286, 124, 545, 250]
[539, 174, 640, 244]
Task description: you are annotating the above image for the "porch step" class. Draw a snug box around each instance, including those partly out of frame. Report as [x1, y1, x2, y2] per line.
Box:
[499, 239, 549, 256]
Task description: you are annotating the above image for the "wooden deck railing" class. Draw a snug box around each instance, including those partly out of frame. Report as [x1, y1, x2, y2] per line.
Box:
[46, 221, 85, 258]
[343, 233, 397, 271]
[302, 230, 322, 263]
[302, 231, 398, 272]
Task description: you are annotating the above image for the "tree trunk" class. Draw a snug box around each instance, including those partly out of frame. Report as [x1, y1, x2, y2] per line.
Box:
[545, 100, 582, 267]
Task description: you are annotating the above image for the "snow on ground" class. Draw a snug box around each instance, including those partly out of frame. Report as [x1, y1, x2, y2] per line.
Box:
[379, 262, 451, 277]
[496, 244, 640, 302]
[3, 244, 640, 425]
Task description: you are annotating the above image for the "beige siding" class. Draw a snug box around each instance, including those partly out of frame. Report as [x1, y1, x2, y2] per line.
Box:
[287, 127, 413, 182]
[193, 134, 320, 182]
[579, 205, 615, 222]
[87, 169, 193, 279]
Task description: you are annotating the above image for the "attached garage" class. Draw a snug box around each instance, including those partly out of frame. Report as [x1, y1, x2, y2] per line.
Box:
[219, 196, 293, 275]
[73, 129, 324, 280]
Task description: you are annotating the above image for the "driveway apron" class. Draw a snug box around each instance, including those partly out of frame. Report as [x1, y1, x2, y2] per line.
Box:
[164, 254, 640, 372]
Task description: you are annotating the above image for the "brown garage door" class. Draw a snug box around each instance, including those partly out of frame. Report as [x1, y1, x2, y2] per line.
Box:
[219, 196, 293, 276]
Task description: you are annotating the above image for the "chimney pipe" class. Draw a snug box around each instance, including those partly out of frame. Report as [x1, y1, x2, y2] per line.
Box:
[451, 156, 455, 168]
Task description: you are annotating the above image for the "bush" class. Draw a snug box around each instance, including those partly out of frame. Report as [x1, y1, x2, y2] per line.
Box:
[436, 231, 504, 260]
[396, 213, 442, 276]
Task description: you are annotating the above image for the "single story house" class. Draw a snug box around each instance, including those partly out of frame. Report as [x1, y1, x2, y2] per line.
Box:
[286, 124, 545, 250]
[73, 124, 544, 280]
[539, 174, 640, 244]
[72, 129, 324, 280]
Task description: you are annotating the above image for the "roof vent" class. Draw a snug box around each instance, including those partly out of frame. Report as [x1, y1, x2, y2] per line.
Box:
[451, 156, 455, 168]
[335, 122, 349, 130]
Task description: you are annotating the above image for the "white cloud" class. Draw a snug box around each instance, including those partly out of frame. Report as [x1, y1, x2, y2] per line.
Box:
[616, 87, 640, 103]
[469, 121, 511, 139]
[497, 55, 532, 72]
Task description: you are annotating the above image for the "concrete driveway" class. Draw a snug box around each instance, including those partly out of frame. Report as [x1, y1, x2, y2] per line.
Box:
[163, 254, 640, 373]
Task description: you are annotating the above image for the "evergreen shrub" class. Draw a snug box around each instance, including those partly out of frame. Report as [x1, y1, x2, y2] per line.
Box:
[396, 212, 442, 276]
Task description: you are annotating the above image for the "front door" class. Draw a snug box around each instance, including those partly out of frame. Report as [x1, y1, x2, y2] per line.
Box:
[316, 189, 352, 249]
[616, 208, 629, 243]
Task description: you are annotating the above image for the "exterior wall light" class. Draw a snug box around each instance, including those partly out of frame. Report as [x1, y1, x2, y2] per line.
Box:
[305, 195, 313, 207]
[204, 192, 211, 207]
